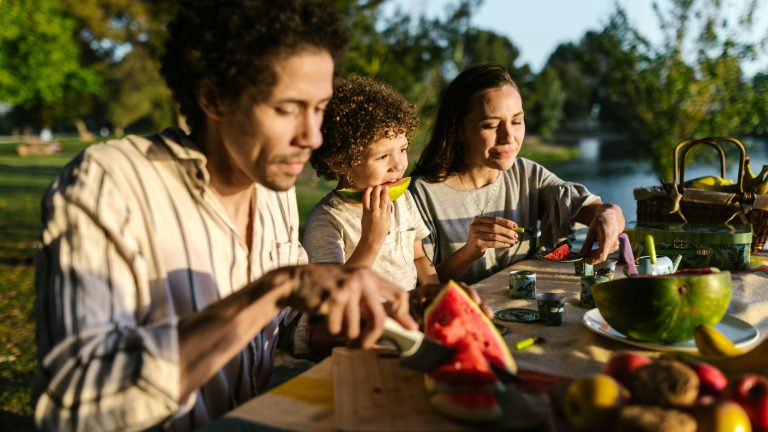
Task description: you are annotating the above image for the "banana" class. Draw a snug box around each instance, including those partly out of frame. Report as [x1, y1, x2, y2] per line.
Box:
[684, 175, 735, 191]
[745, 157, 758, 180]
[694, 324, 743, 356]
[744, 158, 768, 194]
[674, 337, 768, 377]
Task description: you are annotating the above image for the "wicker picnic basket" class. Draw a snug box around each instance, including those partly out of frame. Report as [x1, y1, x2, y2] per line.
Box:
[634, 137, 768, 253]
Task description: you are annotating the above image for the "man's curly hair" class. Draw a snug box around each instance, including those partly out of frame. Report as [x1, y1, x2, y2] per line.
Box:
[160, 0, 347, 134]
[311, 76, 419, 181]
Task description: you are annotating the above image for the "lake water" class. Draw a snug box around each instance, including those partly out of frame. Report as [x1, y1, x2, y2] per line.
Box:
[545, 136, 768, 223]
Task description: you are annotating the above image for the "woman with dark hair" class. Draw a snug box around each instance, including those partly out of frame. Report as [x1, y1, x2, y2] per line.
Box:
[410, 64, 625, 284]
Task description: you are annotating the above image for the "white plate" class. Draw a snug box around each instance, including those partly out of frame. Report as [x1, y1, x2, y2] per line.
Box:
[582, 308, 760, 352]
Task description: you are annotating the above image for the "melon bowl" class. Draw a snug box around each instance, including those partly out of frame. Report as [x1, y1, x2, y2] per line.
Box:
[591, 269, 733, 344]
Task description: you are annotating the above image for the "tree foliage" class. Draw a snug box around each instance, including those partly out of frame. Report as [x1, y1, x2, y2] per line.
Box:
[1, 0, 766, 162]
[0, 0, 100, 127]
[555, 0, 768, 178]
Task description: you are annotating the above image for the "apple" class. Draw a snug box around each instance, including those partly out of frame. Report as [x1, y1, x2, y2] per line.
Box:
[564, 374, 628, 431]
[601, 351, 652, 389]
[688, 361, 729, 396]
[730, 374, 768, 431]
[694, 398, 753, 432]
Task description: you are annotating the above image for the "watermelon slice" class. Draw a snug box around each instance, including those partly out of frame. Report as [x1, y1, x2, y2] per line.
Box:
[543, 243, 571, 260]
[423, 280, 516, 423]
[428, 390, 502, 423]
[335, 177, 411, 203]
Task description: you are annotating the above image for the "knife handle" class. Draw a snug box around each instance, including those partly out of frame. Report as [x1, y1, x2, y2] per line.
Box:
[382, 317, 424, 357]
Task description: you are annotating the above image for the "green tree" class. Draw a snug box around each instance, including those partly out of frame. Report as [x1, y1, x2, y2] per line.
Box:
[581, 1, 766, 178]
[545, 42, 596, 126]
[62, 0, 176, 134]
[333, 0, 486, 128]
[750, 72, 768, 135]
[0, 0, 100, 128]
[524, 67, 566, 140]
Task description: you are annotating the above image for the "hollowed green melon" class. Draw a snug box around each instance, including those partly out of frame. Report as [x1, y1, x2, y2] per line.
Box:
[592, 269, 732, 343]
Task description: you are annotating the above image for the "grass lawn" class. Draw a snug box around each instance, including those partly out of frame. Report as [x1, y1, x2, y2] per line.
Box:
[0, 132, 577, 429]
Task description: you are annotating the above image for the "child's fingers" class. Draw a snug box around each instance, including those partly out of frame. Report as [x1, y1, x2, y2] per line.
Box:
[369, 185, 381, 209]
[380, 185, 391, 209]
[362, 186, 375, 210]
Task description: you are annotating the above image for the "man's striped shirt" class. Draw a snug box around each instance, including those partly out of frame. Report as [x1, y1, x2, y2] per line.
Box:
[33, 128, 307, 431]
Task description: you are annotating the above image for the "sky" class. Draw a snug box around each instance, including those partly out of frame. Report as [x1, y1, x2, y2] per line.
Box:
[388, 0, 768, 75]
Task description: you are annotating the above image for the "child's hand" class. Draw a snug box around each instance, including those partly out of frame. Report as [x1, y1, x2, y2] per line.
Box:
[464, 216, 519, 258]
[360, 184, 392, 247]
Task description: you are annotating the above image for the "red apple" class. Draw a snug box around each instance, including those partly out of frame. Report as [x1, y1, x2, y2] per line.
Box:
[688, 361, 729, 396]
[730, 374, 768, 431]
[601, 352, 652, 389]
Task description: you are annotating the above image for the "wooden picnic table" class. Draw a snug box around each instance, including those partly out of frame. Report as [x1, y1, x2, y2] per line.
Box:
[201, 258, 768, 431]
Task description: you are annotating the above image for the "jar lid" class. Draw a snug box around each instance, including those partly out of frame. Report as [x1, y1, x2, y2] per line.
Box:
[494, 308, 540, 323]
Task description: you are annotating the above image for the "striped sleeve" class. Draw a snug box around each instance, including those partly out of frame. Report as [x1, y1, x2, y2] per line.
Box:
[33, 152, 188, 431]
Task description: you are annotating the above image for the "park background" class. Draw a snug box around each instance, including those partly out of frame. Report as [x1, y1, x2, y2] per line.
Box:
[2, 0, 768, 430]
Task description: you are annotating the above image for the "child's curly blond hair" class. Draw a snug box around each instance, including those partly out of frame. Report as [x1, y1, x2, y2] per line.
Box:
[310, 75, 419, 181]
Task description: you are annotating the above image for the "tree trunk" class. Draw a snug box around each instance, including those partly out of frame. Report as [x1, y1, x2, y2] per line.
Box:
[74, 119, 94, 141]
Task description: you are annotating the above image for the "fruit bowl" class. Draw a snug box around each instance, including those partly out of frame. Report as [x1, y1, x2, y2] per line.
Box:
[591, 269, 733, 343]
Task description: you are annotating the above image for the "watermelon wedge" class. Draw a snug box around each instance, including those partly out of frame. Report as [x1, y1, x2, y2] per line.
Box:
[543, 243, 571, 260]
[335, 177, 411, 202]
[423, 280, 516, 423]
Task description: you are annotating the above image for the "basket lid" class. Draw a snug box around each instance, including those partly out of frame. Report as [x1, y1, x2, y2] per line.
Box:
[625, 222, 753, 245]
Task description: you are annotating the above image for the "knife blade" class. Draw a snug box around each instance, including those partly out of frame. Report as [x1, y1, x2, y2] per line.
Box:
[381, 317, 455, 373]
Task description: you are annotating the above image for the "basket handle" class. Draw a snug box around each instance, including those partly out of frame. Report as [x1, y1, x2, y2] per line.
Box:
[673, 137, 746, 195]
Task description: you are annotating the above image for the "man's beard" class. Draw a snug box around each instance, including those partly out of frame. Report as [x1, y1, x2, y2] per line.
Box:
[259, 150, 311, 191]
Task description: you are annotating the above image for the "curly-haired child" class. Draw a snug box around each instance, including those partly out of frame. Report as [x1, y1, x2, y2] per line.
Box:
[303, 76, 439, 290]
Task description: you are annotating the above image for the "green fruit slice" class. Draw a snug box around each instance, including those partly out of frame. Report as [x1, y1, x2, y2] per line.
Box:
[335, 177, 411, 202]
[428, 390, 502, 423]
[592, 270, 732, 343]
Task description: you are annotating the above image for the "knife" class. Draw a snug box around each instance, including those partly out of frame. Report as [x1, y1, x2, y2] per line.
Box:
[381, 317, 455, 373]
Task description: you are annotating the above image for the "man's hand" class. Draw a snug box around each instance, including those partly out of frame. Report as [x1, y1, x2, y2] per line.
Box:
[462, 216, 519, 259]
[274, 263, 417, 348]
[579, 203, 625, 264]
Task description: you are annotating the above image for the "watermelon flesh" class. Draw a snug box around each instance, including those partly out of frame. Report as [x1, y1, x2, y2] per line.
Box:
[423, 280, 516, 422]
[543, 243, 571, 260]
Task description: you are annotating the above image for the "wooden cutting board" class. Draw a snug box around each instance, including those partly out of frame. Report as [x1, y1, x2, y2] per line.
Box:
[332, 347, 552, 431]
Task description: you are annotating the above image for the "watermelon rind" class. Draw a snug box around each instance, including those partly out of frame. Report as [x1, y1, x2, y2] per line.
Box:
[335, 177, 411, 202]
[428, 391, 502, 423]
[592, 270, 732, 343]
[424, 375, 505, 395]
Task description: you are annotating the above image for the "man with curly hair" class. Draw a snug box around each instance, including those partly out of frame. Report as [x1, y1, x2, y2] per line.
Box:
[31, 1, 416, 430]
[304, 76, 439, 293]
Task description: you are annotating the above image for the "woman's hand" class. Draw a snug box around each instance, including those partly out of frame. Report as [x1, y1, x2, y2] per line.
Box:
[579, 203, 625, 264]
[463, 216, 519, 259]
